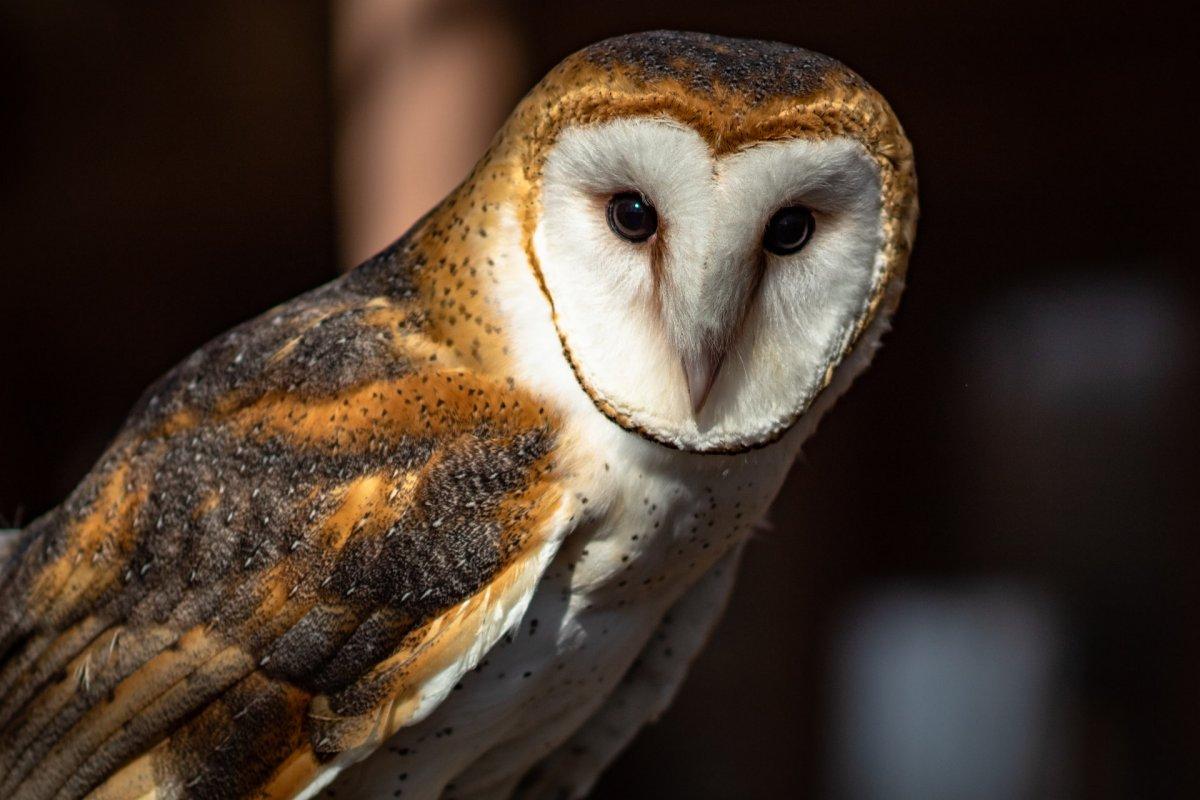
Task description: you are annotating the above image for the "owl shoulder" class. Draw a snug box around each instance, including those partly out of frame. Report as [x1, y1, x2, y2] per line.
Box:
[0, 240, 575, 799]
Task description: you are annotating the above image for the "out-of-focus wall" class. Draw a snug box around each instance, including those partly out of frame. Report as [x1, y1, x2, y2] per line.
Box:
[333, 0, 523, 266]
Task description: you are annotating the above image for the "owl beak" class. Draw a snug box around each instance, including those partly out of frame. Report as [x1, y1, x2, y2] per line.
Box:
[682, 347, 724, 416]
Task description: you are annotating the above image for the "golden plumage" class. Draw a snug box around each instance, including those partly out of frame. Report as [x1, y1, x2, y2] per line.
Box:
[0, 31, 916, 799]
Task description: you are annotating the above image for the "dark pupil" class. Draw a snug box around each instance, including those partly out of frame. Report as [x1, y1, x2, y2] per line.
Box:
[764, 206, 814, 255]
[607, 192, 658, 242]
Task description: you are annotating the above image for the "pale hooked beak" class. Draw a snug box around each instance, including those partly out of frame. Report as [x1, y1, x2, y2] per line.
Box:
[682, 347, 725, 417]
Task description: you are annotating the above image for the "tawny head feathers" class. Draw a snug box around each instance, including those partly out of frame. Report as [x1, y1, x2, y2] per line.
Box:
[348, 31, 916, 455]
[487, 31, 918, 452]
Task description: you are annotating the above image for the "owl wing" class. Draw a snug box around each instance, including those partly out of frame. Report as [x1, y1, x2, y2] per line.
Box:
[0, 249, 575, 800]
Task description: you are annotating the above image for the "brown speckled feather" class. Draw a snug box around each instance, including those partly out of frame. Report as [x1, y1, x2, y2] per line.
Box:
[0, 233, 568, 800]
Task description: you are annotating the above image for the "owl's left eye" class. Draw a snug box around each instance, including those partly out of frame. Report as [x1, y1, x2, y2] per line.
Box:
[763, 205, 815, 256]
[606, 192, 658, 243]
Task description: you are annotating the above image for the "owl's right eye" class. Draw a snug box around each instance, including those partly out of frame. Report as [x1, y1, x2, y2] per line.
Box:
[606, 192, 658, 243]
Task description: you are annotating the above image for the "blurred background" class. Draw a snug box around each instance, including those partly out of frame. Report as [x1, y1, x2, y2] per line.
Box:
[2, 2, 1197, 797]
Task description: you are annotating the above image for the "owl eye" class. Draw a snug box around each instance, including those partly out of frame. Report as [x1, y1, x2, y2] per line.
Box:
[763, 206, 815, 256]
[606, 192, 658, 243]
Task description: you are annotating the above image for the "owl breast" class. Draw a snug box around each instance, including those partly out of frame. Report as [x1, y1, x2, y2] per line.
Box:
[327, 420, 795, 799]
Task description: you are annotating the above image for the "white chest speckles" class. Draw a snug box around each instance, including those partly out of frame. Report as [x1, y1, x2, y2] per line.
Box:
[327, 417, 797, 800]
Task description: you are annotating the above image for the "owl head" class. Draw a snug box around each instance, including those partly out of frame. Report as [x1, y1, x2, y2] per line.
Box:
[482, 32, 918, 454]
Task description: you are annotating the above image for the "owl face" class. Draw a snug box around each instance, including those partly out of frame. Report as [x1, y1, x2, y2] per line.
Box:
[502, 33, 917, 453]
[535, 118, 886, 453]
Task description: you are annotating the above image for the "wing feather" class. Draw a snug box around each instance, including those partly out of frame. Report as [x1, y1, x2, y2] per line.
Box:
[0, 255, 572, 799]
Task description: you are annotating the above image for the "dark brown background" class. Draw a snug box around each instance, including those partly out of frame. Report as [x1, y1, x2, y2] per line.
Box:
[2, 2, 1197, 797]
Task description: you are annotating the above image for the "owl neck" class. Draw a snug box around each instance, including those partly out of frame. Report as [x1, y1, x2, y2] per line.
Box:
[339, 148, 526, 379]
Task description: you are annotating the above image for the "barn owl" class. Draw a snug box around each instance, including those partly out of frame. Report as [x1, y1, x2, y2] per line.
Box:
[0, 31, 916, 800]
